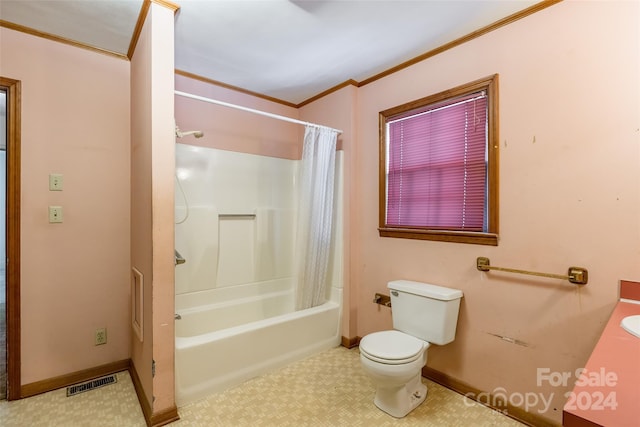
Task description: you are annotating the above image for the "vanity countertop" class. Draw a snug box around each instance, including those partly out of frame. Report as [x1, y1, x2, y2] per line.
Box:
[563, 300, 640, 427]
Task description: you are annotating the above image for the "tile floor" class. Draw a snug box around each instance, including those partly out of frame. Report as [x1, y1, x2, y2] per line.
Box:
[0, 346, 525, 426]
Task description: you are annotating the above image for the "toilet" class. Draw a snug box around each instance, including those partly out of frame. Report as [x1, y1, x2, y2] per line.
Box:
[359, 280, 463, 418]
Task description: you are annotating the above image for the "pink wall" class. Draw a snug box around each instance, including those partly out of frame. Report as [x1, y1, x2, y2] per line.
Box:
[0, 28, 131, 384]
[130, 2, 177, 414]
[175, 74, 300, 159]
[351, 1, 639, 424]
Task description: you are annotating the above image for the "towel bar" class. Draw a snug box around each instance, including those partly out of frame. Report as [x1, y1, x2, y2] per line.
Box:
[476, 257, 588, 285]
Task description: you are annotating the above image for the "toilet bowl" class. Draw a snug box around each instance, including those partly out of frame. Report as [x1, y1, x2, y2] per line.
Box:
[359, 280, 463, 418]
[359, 330, 430, 418]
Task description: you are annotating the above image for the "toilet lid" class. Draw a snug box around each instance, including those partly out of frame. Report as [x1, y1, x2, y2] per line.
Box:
[360, 331, 428, 364]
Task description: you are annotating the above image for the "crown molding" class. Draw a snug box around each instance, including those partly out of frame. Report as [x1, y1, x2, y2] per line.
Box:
[0, 20, 127, 61]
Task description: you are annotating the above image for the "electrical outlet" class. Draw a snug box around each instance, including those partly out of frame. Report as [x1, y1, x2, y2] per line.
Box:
[95, 328, 107, 346]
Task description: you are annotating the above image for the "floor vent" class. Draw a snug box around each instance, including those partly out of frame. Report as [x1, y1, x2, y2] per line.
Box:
[66, 374, 117, 397]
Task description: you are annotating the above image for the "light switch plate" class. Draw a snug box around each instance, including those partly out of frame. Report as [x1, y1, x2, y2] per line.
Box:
[49, 206, 63, 223]
[49, 173, 63, 191]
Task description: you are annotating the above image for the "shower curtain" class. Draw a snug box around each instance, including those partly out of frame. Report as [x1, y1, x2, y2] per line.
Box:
[295, 125, 338, 310]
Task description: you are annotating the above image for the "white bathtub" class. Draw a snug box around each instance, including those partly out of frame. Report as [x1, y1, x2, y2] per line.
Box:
[175, 278, 342, 406]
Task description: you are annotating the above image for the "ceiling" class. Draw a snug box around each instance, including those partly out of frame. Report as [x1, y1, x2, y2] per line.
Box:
[0, 0, 541, 105]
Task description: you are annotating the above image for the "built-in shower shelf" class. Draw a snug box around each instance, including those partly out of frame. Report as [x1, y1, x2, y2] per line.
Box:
[219, 213, 256, 219]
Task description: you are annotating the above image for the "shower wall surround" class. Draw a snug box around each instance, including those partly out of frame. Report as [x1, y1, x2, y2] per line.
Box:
[175, 143, 297, 295]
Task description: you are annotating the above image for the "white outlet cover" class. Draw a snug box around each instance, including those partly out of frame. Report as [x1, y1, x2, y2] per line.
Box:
[95, 328, 107, 345]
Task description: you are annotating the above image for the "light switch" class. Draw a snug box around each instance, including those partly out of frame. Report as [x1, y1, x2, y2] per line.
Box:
[49, 173, 63, 191]
[49, 206, 63, 223]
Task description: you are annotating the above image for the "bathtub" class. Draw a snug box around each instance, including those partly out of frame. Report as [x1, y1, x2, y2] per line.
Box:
[175, 278, 342, 406]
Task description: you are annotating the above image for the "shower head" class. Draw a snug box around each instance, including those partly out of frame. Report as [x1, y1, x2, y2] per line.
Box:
[175, 126, 204, 139]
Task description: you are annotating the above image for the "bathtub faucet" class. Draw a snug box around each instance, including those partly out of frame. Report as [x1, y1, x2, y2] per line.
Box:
[175, 249, 186, 265]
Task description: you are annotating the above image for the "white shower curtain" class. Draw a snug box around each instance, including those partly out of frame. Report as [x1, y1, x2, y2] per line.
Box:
[295, 125, 338, 310]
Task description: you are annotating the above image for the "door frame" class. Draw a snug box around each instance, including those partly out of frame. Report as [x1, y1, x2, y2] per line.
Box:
[1, 77, 21, 400]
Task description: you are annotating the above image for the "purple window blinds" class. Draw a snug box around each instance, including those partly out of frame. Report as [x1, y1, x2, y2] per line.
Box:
[386, 92, 488, 231]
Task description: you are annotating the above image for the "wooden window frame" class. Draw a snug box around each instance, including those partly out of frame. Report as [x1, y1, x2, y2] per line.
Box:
[378, 74, 499, 246]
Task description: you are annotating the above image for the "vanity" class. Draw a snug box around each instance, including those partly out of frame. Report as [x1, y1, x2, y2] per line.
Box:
[563, 280, 640, 427]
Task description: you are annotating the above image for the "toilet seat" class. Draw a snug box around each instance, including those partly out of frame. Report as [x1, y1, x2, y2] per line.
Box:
[360, 331, 429, 365]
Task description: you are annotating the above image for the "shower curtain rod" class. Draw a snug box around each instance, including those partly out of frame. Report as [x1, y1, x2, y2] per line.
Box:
[175, 91, 343, 134]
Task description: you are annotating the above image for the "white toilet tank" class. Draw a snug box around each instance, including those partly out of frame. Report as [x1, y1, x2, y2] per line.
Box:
[388, 280, 463, 345]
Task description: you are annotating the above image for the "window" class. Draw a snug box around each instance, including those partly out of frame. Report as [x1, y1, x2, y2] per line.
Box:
[379, 75, 499, 245]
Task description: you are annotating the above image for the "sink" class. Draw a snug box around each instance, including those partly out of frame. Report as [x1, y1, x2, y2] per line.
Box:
[621, 315, 640, 338]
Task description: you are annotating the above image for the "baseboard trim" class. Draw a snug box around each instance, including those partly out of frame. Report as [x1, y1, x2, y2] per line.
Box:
[422, 366, 557, 427]
[150, 406, 180, 427]
[129, 362, 152, 423]
[129, 362, 180, 427]
[562, 410, 602, 427]
[20, 359, 131, 399]
[341, 336, 361, 349]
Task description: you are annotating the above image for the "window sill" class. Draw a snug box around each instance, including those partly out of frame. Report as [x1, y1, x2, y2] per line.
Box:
[379, 227, 498, 246]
